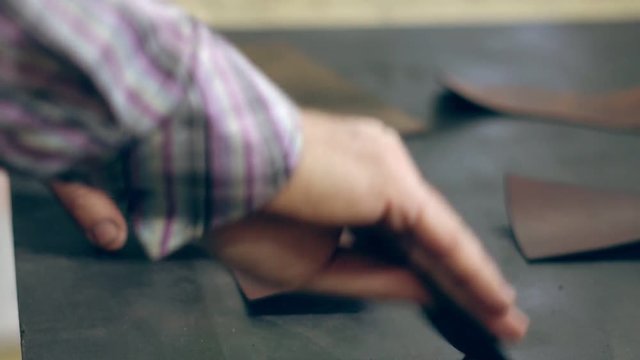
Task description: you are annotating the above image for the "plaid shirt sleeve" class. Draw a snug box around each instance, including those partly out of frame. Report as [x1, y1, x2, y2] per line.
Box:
[1, 0, 302, 259]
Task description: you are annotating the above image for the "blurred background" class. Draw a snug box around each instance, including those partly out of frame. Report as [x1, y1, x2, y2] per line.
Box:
[175, 0, 640, 29]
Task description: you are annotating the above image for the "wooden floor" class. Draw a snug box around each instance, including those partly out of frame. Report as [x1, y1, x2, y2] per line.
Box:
[175, 0, 640, 29]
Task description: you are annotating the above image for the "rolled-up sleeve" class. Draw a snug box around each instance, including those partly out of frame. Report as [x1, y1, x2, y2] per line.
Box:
[1, 0, 302, 259]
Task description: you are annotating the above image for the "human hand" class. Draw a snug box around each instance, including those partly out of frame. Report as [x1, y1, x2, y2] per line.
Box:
[49, 109, 528, 342]
[211, 109, 529, 341]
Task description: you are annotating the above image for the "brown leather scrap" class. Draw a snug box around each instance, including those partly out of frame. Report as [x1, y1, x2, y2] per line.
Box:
[443, 75, 640, 129]
[238, 42, 427, 134]
[506, 175, 640, 260]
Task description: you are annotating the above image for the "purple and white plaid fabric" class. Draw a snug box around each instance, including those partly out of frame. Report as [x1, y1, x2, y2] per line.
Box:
[0, 0, 302, 258]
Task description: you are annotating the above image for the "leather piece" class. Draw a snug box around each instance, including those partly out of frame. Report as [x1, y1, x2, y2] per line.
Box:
[238, 42, 427, 134]
[506, 174, 640, 260]
[233, 271, 286, 301]
[443, 75, 640, 129]
[233, 272, 365, 316]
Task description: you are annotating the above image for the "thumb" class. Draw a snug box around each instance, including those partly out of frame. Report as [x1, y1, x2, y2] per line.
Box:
[50, 181, 127, 251]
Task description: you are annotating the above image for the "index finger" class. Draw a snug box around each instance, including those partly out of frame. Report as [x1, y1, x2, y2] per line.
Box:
[408, 186, 528, 340]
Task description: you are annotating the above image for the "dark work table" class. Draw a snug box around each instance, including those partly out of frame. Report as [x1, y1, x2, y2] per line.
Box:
[13, 22, 640, 359]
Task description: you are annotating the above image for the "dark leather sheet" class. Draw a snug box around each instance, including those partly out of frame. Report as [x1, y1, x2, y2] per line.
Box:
[506, 175, 640, 260]
[443, 75, 640, 130]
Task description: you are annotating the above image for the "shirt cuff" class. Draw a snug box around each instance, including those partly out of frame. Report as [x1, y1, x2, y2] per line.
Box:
[129, 29, 302, 260]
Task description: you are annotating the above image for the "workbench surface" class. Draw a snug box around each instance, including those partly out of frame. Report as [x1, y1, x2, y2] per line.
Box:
[14, 22, 640, 360]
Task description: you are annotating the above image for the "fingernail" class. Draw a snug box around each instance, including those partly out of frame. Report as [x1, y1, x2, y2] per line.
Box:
[91, 220, 120, 249]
